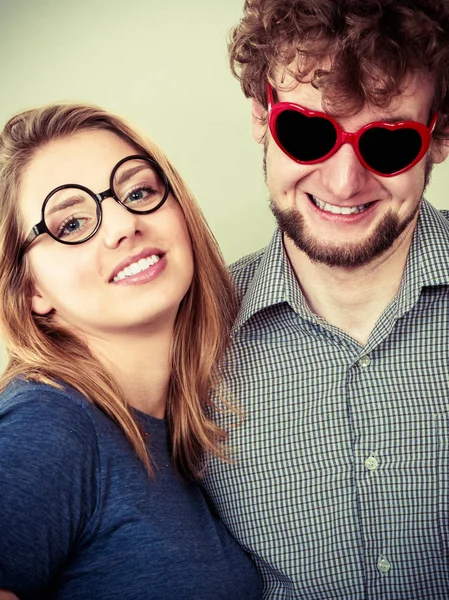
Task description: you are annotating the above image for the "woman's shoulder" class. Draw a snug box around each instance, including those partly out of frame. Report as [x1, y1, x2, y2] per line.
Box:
[0, 377, 100, 452]
[1, 377, 90, 410]
[0, 378, 103, 592]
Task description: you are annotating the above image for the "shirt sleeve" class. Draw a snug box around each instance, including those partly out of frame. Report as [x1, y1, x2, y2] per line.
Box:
[0, 387, 100, 596]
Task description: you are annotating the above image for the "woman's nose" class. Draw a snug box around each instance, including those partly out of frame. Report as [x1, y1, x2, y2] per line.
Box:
[99, 197, 142, 248]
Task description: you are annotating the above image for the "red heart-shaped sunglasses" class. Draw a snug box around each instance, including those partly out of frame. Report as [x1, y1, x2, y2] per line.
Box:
[267, 83, 438, 177]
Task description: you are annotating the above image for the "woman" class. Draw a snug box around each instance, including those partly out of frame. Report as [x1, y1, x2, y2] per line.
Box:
[0, 104, 262, 599]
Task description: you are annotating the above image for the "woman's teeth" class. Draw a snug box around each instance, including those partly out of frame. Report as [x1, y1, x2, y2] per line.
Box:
[113, 254, 160, 282]
[311, 194, 371, 215]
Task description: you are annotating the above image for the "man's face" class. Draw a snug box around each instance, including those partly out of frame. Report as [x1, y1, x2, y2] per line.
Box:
[253, 72, 445, 269]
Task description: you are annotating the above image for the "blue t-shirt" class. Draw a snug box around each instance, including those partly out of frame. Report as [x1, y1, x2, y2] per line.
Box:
[0, 379, 262, 599]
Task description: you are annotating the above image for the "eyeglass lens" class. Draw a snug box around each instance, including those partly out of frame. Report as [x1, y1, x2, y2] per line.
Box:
[358, 127, 423, 175]
[44, 158, 167, 243]
[275, 110, 337, 162]
[274, 110, 424, 175]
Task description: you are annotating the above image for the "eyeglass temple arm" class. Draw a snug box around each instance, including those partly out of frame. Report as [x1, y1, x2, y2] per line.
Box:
[20, 221, 46, 258]
[429, 112, 439, 132]
[266, 83, 275, 110]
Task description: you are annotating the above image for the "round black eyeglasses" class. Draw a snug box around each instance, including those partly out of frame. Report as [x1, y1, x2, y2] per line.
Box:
[19, 155, 170, 260]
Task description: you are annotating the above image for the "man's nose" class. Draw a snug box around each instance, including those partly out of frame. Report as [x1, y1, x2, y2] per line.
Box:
[319, 142, 370, 200]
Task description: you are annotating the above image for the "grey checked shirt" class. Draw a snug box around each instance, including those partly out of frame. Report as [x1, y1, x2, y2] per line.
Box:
[202, 199, 449, 599]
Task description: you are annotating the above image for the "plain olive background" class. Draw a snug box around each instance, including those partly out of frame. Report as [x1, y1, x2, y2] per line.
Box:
[0, 0, 447, 369]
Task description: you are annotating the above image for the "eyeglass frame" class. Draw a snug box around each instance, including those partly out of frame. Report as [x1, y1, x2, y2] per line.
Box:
[266, 82, 439, 177]
[19, 154, 171, 260]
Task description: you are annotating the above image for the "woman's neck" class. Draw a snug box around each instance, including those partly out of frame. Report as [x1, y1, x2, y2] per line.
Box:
[86, 325, 174, 418]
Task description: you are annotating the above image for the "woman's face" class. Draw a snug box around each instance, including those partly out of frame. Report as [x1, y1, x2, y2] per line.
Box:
[19, 129, 194, 340]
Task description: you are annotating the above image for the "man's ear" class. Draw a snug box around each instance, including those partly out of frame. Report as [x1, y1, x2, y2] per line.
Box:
[431, 119, 449, 164]
[251, 98, 268, 145]
[31, 286, 54, 316]
[431, 139, 449, 164]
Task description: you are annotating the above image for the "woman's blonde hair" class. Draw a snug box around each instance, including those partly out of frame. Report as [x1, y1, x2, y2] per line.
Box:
[0, 103, 237, 478]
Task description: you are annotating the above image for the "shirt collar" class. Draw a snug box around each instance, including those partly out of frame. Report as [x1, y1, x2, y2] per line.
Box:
[233, 199, 449, 332]
[395, 199, 449, 316]
[412, 199, 449, 287]
[232, 228, 302, 333]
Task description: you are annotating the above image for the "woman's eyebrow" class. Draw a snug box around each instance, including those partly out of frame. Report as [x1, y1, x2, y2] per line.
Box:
[45, 195, 88, 216]
[115, 164, 148, 187]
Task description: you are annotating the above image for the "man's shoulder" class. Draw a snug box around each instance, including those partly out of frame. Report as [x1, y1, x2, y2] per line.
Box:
[420, 203, 449, 244]
[229, 247, 266, 297]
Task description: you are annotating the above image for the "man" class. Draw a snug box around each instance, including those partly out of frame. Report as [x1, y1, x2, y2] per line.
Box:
[202, 1, 449, 598]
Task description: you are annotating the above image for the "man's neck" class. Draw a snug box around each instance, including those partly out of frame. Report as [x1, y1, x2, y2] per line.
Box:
[284, 226, 416, 346]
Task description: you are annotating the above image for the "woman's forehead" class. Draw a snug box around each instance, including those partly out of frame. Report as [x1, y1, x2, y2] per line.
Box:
[20, 130, 137, 205]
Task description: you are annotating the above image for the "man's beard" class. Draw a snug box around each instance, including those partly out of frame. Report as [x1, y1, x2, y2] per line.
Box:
[267, 154, 432, 269]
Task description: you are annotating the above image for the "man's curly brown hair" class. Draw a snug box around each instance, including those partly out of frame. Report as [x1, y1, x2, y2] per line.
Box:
[229, 0, 449, 139]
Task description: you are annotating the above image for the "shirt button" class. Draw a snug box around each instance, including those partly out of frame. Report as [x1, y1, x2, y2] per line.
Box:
[359, 355, 371, 368]
[365, 456, 379, 471]
[377, 555, 391, 573]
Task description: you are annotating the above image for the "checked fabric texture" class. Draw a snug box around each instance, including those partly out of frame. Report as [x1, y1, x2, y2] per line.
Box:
[202, 199, 449, 600]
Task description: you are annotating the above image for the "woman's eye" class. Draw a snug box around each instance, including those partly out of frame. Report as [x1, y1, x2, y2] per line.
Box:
[57, 216, 90, 238]
[124, 186, 157, 205]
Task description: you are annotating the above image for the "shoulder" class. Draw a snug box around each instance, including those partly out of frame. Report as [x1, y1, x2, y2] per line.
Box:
[0, 380, 102, 591]
[422, 201, 449, 227]
[0, 379, 99, 459]
[1, 377, 91, 408]
[229, 247, 267, 299]
[0, 378, 102, 516]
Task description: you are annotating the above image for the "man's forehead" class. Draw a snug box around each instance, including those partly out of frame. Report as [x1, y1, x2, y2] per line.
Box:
[273, 65, 435, 121]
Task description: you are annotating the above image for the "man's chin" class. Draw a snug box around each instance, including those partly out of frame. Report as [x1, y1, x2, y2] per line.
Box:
[286, 237, 388, 269]
[271, 201, 420, 269]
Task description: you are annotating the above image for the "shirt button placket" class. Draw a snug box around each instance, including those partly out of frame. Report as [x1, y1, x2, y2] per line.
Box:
[364, 456, 379, 471]
[377, 555, 392, 574]
[358, 354, 371, 369]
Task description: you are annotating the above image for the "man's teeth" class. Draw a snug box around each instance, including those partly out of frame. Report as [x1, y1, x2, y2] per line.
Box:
[311, 195, 371, 214]
[113, 254, 160, 281]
